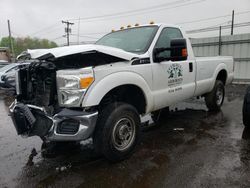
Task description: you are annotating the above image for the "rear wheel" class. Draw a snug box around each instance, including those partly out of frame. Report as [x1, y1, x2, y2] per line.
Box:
[243, 87, 250, 127]
[93, 102, 141, 162]
[205, 80, 225, 111]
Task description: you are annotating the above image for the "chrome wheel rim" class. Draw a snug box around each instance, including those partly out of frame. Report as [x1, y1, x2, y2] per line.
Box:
[112, 117, 136, 151]
[216, 87, 224, 106]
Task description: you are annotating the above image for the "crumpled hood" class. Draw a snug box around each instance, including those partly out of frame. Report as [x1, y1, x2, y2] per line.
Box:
[25, 44, 139, 61]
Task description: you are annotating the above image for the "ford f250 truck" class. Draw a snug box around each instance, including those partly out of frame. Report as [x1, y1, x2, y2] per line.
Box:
[9, 23, 234, 161]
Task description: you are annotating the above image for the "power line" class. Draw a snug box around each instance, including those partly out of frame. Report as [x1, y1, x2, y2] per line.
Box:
[28, 22, 62, 36]
[24, 6, 250, 41]
[68, 10, 250, 37]
[68, 0, 191, 21]
[70, 34, 99, 39]
[76, 31, 108, 35]
[177, 10, 250, 25]
[28, 8, 250, 38]
[30, 25, 63, 38]
[11, 31, 22, 38]
[75, 21, 250, 39]
[50, 20, 250, 43]
[22, 0, 205, 39]
[186, 21, 250, 34]
[68, 0, 206, 22]
[51, 36, 65, 41]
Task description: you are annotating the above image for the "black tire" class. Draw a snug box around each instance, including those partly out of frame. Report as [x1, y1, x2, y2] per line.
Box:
[205, 80, 225, 111]
[93, 102, 141, 162]
[243, 87, 250, 127]
[151, 107, 170, 123]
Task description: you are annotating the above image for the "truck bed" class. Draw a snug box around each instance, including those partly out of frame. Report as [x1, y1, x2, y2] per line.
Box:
[194, 56, 234, 97]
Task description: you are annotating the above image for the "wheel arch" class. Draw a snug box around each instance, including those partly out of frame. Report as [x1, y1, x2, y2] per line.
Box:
[216, 69, 227, 85]
[99, 84, 147, 114]
[207, 63, 228, 91]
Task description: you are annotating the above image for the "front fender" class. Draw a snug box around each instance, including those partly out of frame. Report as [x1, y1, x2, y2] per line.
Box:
[82, 72, 154, 113]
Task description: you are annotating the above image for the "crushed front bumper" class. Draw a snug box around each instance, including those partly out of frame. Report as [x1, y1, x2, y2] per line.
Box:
[9, 101, 98, 141]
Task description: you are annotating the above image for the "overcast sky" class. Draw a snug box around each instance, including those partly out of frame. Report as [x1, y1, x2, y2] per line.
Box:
[0, 0, 250, 45]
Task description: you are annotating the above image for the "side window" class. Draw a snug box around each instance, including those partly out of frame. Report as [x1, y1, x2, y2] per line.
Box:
[155, 27, 183, 59]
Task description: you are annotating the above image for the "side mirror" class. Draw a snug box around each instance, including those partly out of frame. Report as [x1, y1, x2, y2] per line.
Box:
[153, 38, 188, 63]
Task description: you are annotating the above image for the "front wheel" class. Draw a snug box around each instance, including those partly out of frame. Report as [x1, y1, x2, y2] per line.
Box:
[93, 102, 141, 162]
[205, 80, 225, 112]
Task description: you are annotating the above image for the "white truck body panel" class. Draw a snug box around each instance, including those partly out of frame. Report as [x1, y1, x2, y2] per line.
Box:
[21, 23, 234, 114]
[82, 24, 234, 113]
[194, 56, 234, 96]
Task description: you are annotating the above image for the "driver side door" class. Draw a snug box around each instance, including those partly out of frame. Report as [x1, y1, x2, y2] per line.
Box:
[152, 27, 196, 111]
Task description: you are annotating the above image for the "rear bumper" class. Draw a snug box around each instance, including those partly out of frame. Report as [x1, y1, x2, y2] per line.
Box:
[9, 101, 98, 141]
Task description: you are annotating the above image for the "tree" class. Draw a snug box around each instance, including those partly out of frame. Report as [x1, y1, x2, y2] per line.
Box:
[0, 37, 58, 56]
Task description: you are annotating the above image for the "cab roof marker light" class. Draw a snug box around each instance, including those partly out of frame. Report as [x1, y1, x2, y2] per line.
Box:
[135, 23, 139, 26]
[150, 21, 155, 24]
[127, 25, 131, 28]
[120, 26, 125, 30]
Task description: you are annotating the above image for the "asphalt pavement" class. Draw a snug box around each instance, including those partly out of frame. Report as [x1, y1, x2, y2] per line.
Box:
[0, 84, 249, 188]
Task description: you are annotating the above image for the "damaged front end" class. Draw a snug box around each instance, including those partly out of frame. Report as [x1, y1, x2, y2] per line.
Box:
[9, 59, 98, 141]
[9, 45, 134, 141]
[9, 55, 107, 141]
[9, 101, 98, 141]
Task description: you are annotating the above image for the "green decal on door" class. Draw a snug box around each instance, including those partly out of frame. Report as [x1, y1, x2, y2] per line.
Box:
[167, 64, 183, 86]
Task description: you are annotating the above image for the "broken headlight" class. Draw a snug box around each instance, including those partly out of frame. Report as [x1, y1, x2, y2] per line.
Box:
[57, 68, 94, 107]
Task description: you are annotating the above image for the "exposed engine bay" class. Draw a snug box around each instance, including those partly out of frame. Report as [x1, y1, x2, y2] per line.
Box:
[17, 61, 58, 115]
[17, 52, 125, 113]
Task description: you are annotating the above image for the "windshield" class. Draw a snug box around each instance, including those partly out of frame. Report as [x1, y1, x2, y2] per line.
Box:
[0, 63, 17, 72]
[96, 26, 158, 54]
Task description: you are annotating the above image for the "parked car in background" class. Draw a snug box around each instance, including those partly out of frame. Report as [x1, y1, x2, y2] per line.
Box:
[243, 86, 250, 127]
[0, 62, 30, 88]
[0, 60, 9, 69]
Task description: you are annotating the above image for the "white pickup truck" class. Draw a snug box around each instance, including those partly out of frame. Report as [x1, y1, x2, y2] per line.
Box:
[10, 23, 234, 161]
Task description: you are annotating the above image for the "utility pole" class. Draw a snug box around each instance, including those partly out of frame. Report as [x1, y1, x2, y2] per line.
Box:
[7, 20, 15, 60]
[62, 20, 74, 46]
[77, 18, 80, 45]
[231, 10, 234, 35]
[218, 26, 222, 55]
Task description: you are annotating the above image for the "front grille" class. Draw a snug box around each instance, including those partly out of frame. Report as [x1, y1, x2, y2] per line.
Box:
[56, 119, 80, 135]
[17, 62, 58, 115]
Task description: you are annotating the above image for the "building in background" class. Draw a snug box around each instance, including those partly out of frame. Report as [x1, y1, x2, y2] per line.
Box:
[190, 33, 250, 83]
[0, 47, 11, 62]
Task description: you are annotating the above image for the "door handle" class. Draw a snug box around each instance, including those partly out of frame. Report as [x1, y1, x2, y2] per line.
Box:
[189, 62, 193, 72]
